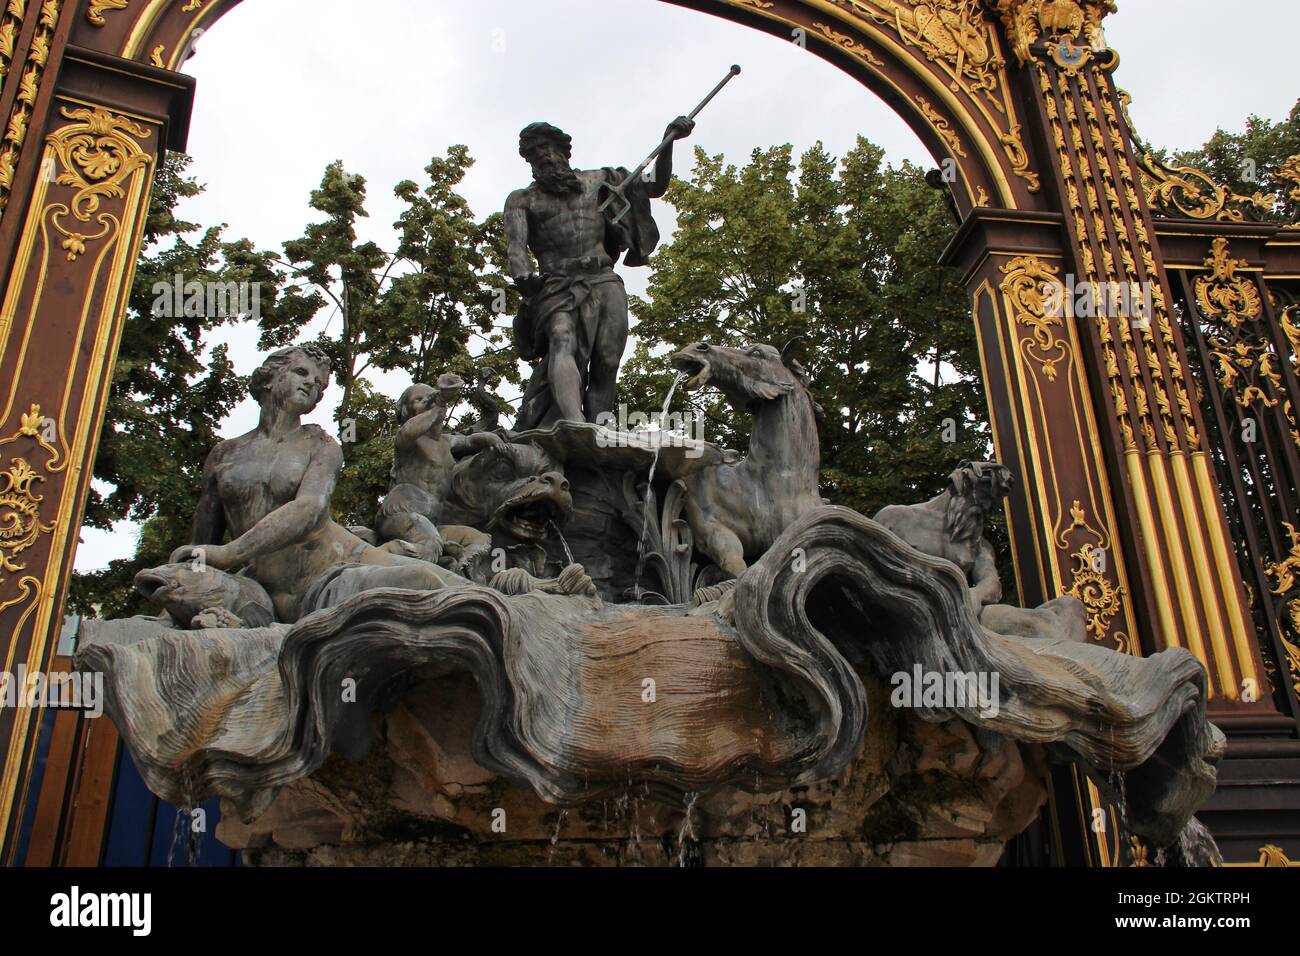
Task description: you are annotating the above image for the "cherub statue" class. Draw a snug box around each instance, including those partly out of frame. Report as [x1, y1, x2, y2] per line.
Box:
[375, 374, 504, 563]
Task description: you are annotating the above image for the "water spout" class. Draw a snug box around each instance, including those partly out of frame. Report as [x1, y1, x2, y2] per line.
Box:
[632, 372, 687, 600]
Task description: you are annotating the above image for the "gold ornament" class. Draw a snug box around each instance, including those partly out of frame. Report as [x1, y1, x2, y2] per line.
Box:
[45, 105, 153, 261]
[1195, 238, 1262, 327]
[0, 405, 56, 587]
[1066, 542, 1125, 643]
[1279, 154, 1300, 206]
[990, 0, 1114, 65]
[1128, 834, 1150, 867]
[835, 0, 1040, 192]
[0, 0, 59, 214]
[1258, 845, 1296, 867]
[810, 22, 886, 67]
[86, 0, 128, 26]
[1000, 255, 1067, 380]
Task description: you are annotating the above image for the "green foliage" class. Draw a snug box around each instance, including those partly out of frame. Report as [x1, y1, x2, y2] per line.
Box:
[622, 138, 989, 519]
[330, 381, 397, 528]
[268, 149, 520, 521]
[1171, 98, 1300, 223]
[69, 153, 260, 619]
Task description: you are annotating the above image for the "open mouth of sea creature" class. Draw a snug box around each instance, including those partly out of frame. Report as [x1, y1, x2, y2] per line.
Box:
[134, 569, 179, 602]
[671, 353, 711, 392]
[495, 494, 569, 542]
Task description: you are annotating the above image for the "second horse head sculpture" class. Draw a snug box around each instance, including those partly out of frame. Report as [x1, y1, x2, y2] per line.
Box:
[670, 338, 823, 578]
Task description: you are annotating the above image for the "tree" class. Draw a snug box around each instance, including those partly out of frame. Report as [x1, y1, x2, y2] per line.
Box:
[1170, 97, 1300, 223]
[268, 149, 521, 523]
[621, 138, 990, 521]
[68, 153, 267, 619]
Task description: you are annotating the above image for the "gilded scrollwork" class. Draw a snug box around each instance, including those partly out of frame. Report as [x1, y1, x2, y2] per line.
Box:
[810, 21, 886, 67]
[916, 95, 965, 157]
[86, 0, 129, 26]
[857, 1, 1000, 92]
[0, 405, 56, 589]
[999, 254, 1068, 381]
[45, 105, 154, 261]
[989, 0, 1115, 67]
[1280, 154, 1300, 206]
[1266, 522, 1300, 597]
[832, 1, 1041, 191]
[1195, 238, 1262, 328]
[0, 0, 26, 83]
[1264, 523, 1300, 695]
[1061, 503, 1128, 648]
[1281, 305, 1300, 368]
[1111, 89, 1272, 224]
[1208, 340, 1280, 408]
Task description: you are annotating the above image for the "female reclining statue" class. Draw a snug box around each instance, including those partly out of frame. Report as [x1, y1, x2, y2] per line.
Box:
[136, 345, 590, 629]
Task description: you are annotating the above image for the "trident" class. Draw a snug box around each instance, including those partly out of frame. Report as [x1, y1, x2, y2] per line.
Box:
[599, 64, 742, 224]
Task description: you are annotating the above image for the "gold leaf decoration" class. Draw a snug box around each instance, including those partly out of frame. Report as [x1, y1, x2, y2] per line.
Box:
[990, 0, 1115, 66]
[1128, 835, 1150, 867]
[841, 0, 1041, 192]
[1266, 522, 1300, 597]
[86, 0, 128, 26]
[45, 105, 153, 261]
[916, 95, 966, 158]
[0, 0, 59, 215]
[810, 22, 885, 67]
[1000, 255, 1068, 380]
[1113, 90, 1272, 223]
[0, 405, 57, 586]
[1066, 542, 1125, 643]
[1259, 845, 1296, 866]
[1279, 154, 1300, 206]
[1195, 238, 1262, 327]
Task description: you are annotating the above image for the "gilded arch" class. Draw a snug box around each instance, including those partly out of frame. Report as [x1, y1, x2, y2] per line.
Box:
[1, 0, 1298, 865]
[69, 0, 1081, 213]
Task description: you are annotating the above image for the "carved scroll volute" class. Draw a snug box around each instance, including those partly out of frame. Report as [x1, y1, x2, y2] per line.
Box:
[45, 105, 153, 260]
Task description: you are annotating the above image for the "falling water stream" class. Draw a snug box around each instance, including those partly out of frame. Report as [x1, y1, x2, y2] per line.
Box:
[632, 372, 687, 600]
[675, 791, 700, 867]
[548, 520, 575, 565]
[167, 774, 200, 867]
[167, 804, 200, 868]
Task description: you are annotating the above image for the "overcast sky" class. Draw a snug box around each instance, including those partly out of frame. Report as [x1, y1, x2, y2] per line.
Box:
[74, 0, 1300, 573]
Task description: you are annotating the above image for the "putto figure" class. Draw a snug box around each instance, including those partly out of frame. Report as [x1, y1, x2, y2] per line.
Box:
[374, 374, 503, 563]
[506, 117, 693, 429]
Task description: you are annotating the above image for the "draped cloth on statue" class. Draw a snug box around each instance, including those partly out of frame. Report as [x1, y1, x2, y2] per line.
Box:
[512, 167, 658, 431]
[77, 507, 1222, 848]
[513, 269, 624, 431]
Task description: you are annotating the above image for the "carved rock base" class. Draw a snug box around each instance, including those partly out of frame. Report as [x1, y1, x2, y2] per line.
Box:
[219, 673, 1050, 867]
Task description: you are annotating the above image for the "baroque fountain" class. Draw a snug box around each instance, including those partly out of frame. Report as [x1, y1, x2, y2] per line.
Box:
[75, 116, 1224, 867]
